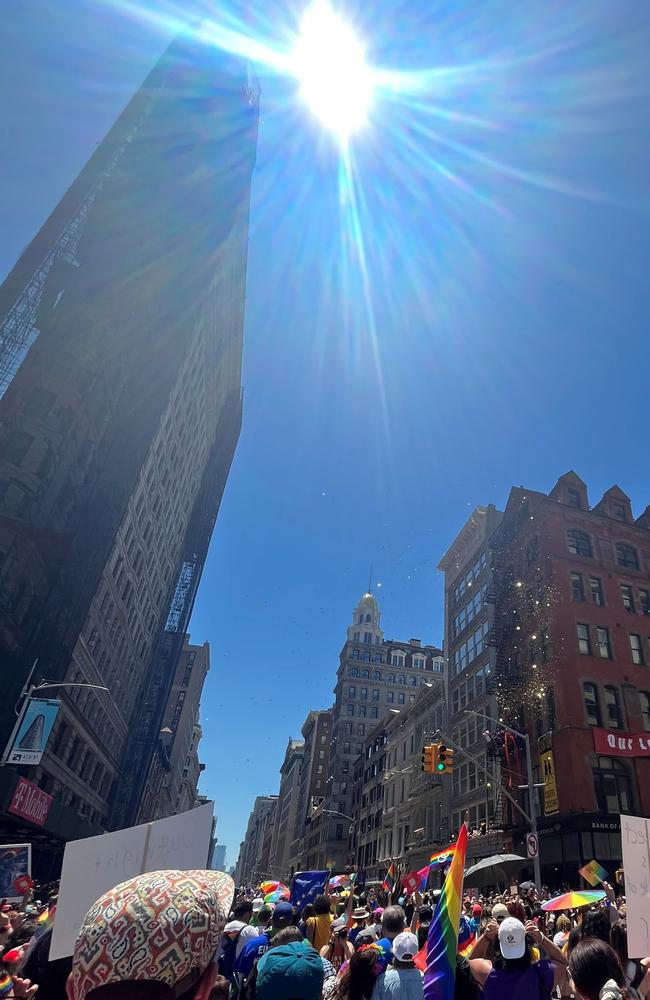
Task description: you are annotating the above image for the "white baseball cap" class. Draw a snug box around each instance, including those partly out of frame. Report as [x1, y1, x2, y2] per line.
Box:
[393, 931, 419, 962]
[498, 917, 526, 959]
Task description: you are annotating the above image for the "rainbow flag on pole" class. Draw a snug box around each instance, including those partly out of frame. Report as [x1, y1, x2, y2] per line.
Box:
[429, 847, 455, 868]
[423, 823, 468, 1000]
[383, 862, 396, 893]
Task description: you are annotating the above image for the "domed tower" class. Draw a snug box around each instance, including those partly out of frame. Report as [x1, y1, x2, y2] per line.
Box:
[347, 591, 383, 645]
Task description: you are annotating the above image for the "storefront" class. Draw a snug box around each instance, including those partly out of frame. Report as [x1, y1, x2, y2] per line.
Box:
[513, 814, 622, 888]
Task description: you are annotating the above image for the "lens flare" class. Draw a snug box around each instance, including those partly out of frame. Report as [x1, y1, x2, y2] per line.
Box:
[291, 1, 373, 139]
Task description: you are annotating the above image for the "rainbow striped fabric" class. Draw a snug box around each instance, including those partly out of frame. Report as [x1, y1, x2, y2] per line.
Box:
[429, 847, 455, 868]
[423, 824, 468, 1000]
[0, 974, 13, 998]
[383, 863, 396, 893]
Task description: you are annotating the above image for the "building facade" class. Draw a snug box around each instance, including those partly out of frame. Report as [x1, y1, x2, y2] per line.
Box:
[323, 592, 443, 869]
[268, 739, 304, 880]
[138, 636, 209, 821]
[438, 505, 503, 844]
[0, 37, 258, 869]
[213, 844, 227, 871]
[235, 795, 278, 887]
[352, 678, 447, 881]
[490, 472, 650, 884]
[291, 709, 333, 872]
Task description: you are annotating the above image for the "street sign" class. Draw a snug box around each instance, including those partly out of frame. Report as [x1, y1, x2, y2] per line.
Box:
[526, 833, 539, 859]
[5, 698, 60, 765]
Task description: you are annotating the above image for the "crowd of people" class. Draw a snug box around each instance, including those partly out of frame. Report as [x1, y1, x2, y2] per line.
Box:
[0, 870, 648, 1000]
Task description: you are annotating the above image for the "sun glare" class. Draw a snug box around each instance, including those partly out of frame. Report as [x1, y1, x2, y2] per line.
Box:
[291, 1, 373, 139]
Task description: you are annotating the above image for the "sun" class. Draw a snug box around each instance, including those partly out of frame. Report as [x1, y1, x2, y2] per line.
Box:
[292, 1, 373, 139]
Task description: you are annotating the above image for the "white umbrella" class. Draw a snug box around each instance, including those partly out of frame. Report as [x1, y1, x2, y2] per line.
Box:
[464, 854, 529, 888]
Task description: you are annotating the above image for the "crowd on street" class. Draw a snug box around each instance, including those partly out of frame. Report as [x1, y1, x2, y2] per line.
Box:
[0, 864, 648, 1000]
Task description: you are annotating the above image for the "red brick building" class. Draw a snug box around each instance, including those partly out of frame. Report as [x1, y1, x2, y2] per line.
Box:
[491, 472, 650, 884]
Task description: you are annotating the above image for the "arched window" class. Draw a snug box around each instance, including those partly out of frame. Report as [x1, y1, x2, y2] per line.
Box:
[350, 666, 359, 677]
[615, 542, 638, 570]
[398, 675, 406, 685]
[388, 673, 395, 684]
[592, 757, 633, 815]
[410, 677, 417, 687]
[373, 670, 381, 681]
[567, 529, 592, 558]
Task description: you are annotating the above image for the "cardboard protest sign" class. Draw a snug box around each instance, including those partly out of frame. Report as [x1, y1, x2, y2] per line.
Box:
[620, 814, 650, 958]
[50, 801, 214, 961]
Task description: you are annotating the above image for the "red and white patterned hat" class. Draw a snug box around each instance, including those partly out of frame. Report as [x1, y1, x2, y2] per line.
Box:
[67, 869, 234, 1000]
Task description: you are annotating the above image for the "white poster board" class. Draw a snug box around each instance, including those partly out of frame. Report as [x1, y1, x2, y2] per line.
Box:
[50, 801, 214, 961]
[620, 813, 650, 959]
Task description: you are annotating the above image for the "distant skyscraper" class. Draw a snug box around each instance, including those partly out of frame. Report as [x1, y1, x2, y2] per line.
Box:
[0, 35, 259, 859]
[322, 592, 443, 869]
[213, 844, 227, 871]
[235, 796, 278, 886]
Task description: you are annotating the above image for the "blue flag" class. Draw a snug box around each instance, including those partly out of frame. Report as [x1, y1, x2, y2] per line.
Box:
[290, 870, 329, 908]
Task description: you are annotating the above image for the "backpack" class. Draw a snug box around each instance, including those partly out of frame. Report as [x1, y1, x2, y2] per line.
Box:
[219, 930, 242, 982]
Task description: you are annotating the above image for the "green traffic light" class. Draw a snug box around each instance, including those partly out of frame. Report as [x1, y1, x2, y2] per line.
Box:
[436, 762, 445, 772]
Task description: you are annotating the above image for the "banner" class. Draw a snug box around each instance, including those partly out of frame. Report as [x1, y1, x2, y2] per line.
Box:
[9, 777, 53, 827]
[593, 728, 650, 757]
[5, 698, 60, 766]
[0, 845, 31, 902]
[540, 749, 559, 815]
[50, 800, 214, 961]
[620, 814, 650, 958]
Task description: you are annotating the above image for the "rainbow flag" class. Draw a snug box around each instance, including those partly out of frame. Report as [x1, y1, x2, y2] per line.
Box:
[0, 974, 12, 997]
[423, 823, 468, 1000]
[429, 847, 455, 868]
[579, 860, 608, 887]
[457, 933, 476, 958]
[383, 863, 396, 893]
[329, 874, 352, 890]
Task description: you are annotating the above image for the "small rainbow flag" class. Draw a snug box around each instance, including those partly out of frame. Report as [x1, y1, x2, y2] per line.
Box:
[457, 933, 476, 959]
[423, 823, 468, 1000]
[0, 974, 13, 998]
[329, 874, 352, 890]
[383, 863, 396, 893]
[579, 860, 608, 887]
[429, 847, 455, 868]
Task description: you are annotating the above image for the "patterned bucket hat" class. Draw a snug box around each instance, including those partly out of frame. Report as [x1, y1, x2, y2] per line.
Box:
[67, 870, 234, 1000]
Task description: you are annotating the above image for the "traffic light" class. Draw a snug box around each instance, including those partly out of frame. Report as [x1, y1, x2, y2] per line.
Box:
[421, 743, 437, 773]
[436, 744, 454, 774]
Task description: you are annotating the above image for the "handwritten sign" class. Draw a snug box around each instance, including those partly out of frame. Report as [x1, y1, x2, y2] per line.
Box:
[620, 813, 650, 958]
[50, 801, 214, 961]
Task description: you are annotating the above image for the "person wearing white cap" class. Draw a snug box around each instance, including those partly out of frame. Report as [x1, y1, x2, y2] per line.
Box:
[470, 916, 568, 999]
[370, 932, 423, 1000]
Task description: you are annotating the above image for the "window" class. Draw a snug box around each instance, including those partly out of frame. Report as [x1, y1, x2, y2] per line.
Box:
[398, 675, 406, 685]
[364, 631, 372, 644]
[361, 669, 370, 678]
[603, 685, 623, 728]
[358, 705, 367, 717]
[348, 685, 356, 698]
[577, 623, 591, 656]
[372, 654, 382, 664]
[371, 706, 378, 718]
[568, 529, 592, 558]
[596, 627, 612, 659]
[589, 577, 604, 606]
[615, 543, 638, 570]
[391, 652, 405, 667]
[387, 692, 394, 703]
[351, 649, 359, 660]
[353, 631, 360, 641]
[612, 502, 627, 522]
[621, 585, 636, 613]
[571, 573, 585, 602]
[388, 673, 395, 684]
[640, 692, 650, 732]
[593, 757, 632, 814]
[360, 687, 368, 700]
[347, 703, 354, 715]
[372, 689, 379, 701]
[567, 487, 582, 509]
[583, 682, 601, 726]
[629, 634, 644, 665]
[358, 724, 365, 736]
[398, 693, 405, 705]
[640, 589, 650, 616]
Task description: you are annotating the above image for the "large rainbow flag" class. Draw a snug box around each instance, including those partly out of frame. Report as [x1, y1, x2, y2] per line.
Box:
[423, 823, 468, 1000]
[429, 846, 455, 868]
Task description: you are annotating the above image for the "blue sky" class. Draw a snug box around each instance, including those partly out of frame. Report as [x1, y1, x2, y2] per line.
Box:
[2, 1, 650, 869]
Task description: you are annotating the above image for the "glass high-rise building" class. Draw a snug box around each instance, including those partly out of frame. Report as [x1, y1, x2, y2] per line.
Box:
[0, 33, 258, 863]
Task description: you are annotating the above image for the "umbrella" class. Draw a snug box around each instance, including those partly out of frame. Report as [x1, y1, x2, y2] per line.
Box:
[260, 881, 287, 895]
[541, 890, 606, 912]
[464, 854, 529, 889]
[264, 889, 290, 904]
[519, 880, 536, 893]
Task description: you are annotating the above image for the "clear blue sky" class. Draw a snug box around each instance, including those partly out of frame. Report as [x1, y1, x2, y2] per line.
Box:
[2, 1, 649, 869]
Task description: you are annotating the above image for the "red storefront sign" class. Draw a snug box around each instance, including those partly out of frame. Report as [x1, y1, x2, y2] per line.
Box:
[593, 728, 650, 757]
[8, 777, 53, 827]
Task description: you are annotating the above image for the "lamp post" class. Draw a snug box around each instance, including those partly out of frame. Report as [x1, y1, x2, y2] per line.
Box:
[463, 708, 542, 891]
[1, 660, 109, 766]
